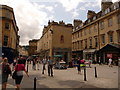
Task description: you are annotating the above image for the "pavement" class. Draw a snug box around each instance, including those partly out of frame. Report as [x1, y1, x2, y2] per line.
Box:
[0, 63, 119, 89]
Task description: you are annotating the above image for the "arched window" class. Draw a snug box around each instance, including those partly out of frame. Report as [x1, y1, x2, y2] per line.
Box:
[60, 35, 64, 43]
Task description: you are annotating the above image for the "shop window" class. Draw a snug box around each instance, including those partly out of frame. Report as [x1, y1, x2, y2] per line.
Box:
[4, 35, 8, 46]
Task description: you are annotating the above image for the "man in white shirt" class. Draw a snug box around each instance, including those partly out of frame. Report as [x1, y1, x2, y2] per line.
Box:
[108, 58, 112, 67]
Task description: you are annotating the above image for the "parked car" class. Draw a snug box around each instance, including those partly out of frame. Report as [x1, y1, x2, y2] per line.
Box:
[54, 60, 67, 69]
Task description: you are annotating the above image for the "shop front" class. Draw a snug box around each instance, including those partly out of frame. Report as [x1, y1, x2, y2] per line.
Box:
[83, 49, 96, 61]
[99, 44, 120, 65]
[53, 48, 71, 64]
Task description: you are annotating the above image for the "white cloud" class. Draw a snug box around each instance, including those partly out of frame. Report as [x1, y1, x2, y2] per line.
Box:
[71, 9, 79, 19]
[0, 0, 54, 45]
[57, 0, 84, 12]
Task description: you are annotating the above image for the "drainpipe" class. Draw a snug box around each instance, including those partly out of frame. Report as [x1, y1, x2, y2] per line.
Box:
[98, 21, 100, 63]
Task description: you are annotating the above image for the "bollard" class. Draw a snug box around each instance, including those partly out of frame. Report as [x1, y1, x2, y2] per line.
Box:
[84, 67, 87, 81]
[27, 64, 28, 72]
[95, 67, 97, 78]
[34, 77, 37, 90]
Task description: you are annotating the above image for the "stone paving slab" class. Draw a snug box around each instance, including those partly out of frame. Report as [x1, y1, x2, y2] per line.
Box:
[1, 64, 118, 89]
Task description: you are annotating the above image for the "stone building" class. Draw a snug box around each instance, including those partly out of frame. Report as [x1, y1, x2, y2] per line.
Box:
[28, 39, 39, 56]
[18, 45, 28, 56]
[37, 20, 73, 63]
[72, 0, 120, 64]
[0, 5, 19, 63]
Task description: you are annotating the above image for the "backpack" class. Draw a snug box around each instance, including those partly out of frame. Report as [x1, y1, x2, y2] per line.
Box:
[81, 59, 85, 63]
[2, 64, 11, 74]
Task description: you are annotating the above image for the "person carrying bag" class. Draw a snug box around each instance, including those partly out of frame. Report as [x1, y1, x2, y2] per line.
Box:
[13, 59, 29, 89]
[12, 65, 18, 79]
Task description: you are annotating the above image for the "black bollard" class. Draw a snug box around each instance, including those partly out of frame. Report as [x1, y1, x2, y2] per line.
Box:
[95, 67, 97, 78]
[84, 67, 87, 81]
[34, 77, 37, 90]
[27, 64, 28, 72]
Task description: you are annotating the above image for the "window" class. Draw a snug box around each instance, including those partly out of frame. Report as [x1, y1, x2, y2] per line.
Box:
[81, 40, 83, 49]
[101, 35, 105, 44]
[78, 32, 79, 38]
[100, 21, 104, 30]
[77, 41, 79, 49]
[5, 23, 10, 29]
[85, 39, 87, 49]
[89, 28, 91, 34]
[109, 34, 113, 43]
[60, 35, 64, 43]
[117, 31, 120, 42]
[108, 18, 112, 26]
[80, 31, 82, 37]
[94, 24, 97, 32]
[117, 14, 120, 24]
[89, 38, 92, 48]
[4, 36, 8, 46]
[95, 37, 98, 47]
[84, 30, 86, 35]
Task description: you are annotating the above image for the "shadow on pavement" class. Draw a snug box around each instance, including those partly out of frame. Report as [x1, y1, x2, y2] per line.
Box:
[7, 74, 49, 88]
[58, 80, 99, 88]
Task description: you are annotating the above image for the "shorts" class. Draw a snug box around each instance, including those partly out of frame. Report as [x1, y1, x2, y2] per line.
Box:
[2, 73, 8, 84]
[15, 76, 23, 84]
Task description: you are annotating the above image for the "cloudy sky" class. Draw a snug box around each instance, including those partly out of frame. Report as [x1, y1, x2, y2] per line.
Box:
[0, 0, 118, 45]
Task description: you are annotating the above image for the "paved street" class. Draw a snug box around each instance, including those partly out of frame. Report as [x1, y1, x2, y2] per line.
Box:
[4, 64, 119, 89]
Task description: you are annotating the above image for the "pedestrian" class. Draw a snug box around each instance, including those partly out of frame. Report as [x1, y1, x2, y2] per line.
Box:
[108, 58, 112, 67]
[32, 58, 36, 70]
[48, 56, 54, 77]
[118, 57, 120, 67]
[80, 59, 85, 68]
[88, 57, 92, 68]
[14, 59, 29, 89]
[42, 57, 47, 74]
[12, 57, 17, 71]
[2, 57, 12, 89]
[37, 57, 41, 70]
[77, 57, 81, 74]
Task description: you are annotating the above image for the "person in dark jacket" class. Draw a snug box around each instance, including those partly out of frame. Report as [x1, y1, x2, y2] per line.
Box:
[47, 56, 53, 77]
[77, 57, 81, 74]
[2, 57, 12, 89]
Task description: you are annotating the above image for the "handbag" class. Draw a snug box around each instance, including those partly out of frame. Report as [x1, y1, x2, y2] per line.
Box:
[12, 65, 18, 79]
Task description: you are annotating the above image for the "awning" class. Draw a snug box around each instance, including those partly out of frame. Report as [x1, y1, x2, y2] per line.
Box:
[83, 49, 96, 53]
[54, 55, 63, 57]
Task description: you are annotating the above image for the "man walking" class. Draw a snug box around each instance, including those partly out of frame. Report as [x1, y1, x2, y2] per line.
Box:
[42, 57, 47, 74]
[108, 58, 112, 67]
[48, 56, 53, 77]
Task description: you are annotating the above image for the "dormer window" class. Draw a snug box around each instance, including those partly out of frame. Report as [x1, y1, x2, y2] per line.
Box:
[93, 16, 96, 20]
[88, 19, 91, 23]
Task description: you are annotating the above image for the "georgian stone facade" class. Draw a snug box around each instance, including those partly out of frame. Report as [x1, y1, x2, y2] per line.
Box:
[72, 1, 120, 63]
[37, 21, 73, 63]
[0, 5, 19, 63]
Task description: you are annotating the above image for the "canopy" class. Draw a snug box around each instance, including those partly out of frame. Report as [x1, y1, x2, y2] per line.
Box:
[54, 55, 63, 57]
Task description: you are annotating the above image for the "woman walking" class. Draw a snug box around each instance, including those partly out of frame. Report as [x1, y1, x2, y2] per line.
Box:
[2, 57, 12, 89]
[14, 60, 29, 89]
